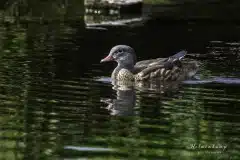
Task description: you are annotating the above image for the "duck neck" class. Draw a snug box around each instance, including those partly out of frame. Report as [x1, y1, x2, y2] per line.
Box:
[119, 63, 134, 72]
[111, 63, 134, 80]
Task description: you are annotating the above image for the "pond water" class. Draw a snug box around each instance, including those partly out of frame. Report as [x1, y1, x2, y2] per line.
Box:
[0, 15, 240, 159]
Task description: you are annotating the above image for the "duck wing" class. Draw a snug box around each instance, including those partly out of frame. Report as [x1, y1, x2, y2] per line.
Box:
[134, 50, 187, 81]
[135, 63, 181, 81]
[134, 58, 166, 74]
[135, 57, 166, 68]
[134, 50, 186, 73]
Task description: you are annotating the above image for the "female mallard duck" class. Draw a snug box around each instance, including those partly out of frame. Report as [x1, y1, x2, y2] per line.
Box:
[100, 45, 199, 82]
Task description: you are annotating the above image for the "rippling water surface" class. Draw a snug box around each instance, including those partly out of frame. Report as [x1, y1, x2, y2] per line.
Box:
[0, 16, 240, 160]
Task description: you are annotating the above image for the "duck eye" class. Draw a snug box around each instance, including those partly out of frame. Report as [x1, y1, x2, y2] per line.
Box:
[119, 49, 123, 53]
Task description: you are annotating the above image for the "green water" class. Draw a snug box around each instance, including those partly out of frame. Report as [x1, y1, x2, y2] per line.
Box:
[0, 9, 240, 160]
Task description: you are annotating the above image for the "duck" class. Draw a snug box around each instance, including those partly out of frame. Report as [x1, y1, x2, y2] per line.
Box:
[100, 45, 199, 83]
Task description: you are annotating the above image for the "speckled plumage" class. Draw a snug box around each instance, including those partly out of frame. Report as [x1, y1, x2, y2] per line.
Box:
[116, 68, 134, 81]
[101, 45, 199, 84]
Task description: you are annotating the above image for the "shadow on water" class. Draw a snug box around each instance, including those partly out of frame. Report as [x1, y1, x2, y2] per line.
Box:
[0, 1, 240, 160]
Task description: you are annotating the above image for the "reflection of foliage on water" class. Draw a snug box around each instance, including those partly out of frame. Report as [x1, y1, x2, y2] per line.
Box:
[204, 41, 240, 78]
[0, 20, 79, 159]
[2, 0, 84, 21]
[0, 23, 28, 105]
[161, 85, 239, 159]
[98, 73, 240, 159]
[0, 23, 28, 159]
[145, 0, 240, 21]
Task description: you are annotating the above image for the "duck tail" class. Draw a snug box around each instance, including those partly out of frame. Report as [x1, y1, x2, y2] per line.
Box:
[168, 50, 187, 62]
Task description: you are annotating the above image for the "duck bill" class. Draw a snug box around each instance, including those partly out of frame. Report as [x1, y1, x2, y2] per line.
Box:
[100, 55, 114, 63]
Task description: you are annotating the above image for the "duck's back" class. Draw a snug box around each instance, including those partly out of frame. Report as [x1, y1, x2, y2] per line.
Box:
[134, 51, 186, 74]
[135, 64, 181, 81]
[133, 51, 198, 81]
[135, 58, 199, 81]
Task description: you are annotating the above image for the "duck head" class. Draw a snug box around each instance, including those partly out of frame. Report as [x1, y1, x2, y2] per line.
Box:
[100, 45, 137, 69]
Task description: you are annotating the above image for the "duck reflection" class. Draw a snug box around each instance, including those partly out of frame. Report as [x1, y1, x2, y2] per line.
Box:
[101, 79, 184, 116]
[101, 85, 136, 116]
